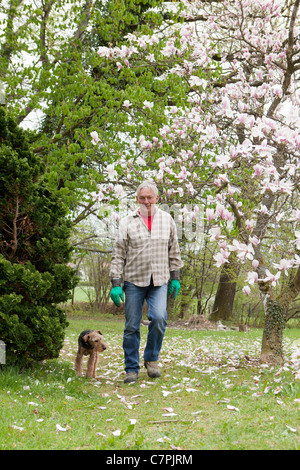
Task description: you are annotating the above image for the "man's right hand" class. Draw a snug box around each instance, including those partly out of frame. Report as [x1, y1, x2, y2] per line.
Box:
[110, 286, 124, 306]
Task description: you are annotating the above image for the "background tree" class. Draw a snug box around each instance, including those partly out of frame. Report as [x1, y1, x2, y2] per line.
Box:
[0, 0, 176, 216]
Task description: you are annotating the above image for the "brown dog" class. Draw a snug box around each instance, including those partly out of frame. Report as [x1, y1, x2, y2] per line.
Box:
[75, 329, 106, 378]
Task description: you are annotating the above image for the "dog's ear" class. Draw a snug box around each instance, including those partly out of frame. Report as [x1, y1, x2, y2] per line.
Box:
[82, 334, 90, 343]
[96, 330, 103, 336]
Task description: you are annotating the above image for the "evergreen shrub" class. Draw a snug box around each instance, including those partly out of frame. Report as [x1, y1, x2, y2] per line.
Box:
[0, 108, 77, 363]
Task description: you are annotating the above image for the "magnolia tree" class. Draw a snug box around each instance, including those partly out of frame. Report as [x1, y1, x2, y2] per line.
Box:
[91, 0, 300, 363]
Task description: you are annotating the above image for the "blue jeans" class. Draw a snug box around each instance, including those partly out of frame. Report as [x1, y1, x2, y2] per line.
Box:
[122, 279, 168, 373]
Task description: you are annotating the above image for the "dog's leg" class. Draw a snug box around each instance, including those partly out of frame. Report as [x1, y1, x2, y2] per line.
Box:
[92, 352, 99, 378]
[86, 351, 97, 378]
[86, 352, 94, 378]
[75, 349, 83, 376]
[86, 353, 92, 377]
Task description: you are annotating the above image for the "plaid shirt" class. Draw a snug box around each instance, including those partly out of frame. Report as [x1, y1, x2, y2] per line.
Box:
[110, 206, 183, 287]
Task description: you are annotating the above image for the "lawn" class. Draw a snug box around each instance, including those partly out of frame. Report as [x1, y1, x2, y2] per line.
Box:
[0, 314, 299, 451]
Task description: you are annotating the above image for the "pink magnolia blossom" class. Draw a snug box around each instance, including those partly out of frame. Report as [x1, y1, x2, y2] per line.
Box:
[139, 135, 152, 149]
[213, 154, 233, 169]
[227, 184, 237, 196]
[236, 113, 248, 124]
[272, 84, 283, 97]
[210, 226, 221, 241]
[278, 179, 294, 195]
[224, 211, 234, 227]
[251, 121, 265, 139]
[294, 231, 300, 250]
[260, 270, 281, 287]
[90, 131, 99, 145]
[246, 271, 258, 285]
[228, 240, 255, 261]
[91, 190, 104, 202]
[249, 236, 260, 246]
[259, 204, 270, 215]
[255, 139, 274, 158]
[214, 250, 229, 267]
[136, 156, 146, 166]
[253, 164, 264, 177]
[114, 184, 124, 197]
[245, 219, 255, 231]
[178, 166, 190, 181]
[206, 208, 215, 222]
[189, 76, 207, 89]
[252, 259, 259, 270]
[161, 42, 179, 57]
[97, 46, 112, 58]
[107, 164, 117, 180]
[143, 100, 154, 109]
[221, 96, 233, 118]
[239, 139, 252, 155]
[215, 204, 227, 219]
[242, 286, 251, 295]
[273, 259, 294, 275]
[275, 212, 284, 223]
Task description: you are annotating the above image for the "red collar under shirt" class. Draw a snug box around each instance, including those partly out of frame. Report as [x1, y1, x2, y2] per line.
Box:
[139, 210, 153, 231]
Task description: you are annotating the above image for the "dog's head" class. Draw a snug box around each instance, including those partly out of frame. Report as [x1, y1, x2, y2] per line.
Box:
[83, 330, 107, 352]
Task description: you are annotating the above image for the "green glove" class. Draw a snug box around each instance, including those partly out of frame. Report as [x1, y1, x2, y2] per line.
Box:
[169, 279, 181, 299]
[110, 286, 124, 306]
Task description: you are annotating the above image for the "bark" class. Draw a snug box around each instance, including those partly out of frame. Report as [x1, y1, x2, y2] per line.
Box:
[209, 253, 240, 322]
[260, 298, 285, 364]
[259, 265, 300, 364]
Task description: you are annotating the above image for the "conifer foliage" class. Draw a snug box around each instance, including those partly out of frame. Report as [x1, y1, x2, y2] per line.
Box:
[0, 108, 77, 363]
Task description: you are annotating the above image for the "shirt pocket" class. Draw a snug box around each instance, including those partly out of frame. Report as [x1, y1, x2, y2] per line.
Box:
[128, 226, 147, 248]
[129, 235, 146, 248]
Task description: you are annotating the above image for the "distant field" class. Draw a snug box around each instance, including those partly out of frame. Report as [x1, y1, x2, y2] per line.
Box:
[69, 286, 95, 303]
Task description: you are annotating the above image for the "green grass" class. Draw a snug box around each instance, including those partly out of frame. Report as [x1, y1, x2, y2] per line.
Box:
[1, 315, 299, 450]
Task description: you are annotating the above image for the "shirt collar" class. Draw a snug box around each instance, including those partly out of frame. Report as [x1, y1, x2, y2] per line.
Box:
[133, 205, 158, 218]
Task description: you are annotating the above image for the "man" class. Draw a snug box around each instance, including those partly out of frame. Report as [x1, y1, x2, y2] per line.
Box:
[110, 181, 183, 383]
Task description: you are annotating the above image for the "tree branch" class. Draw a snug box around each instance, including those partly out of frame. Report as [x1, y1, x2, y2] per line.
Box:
[9, 196, 19, 261]
[267, 0, 299, 117]
[39, 0, 55, 65]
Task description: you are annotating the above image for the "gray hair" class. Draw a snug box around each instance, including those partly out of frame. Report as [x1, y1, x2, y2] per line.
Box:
[136, 180, 159, 197]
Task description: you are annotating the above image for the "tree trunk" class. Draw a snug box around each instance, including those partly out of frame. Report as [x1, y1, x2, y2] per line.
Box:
[260, 298, 285, 364]
[196, 298, 202, 315]
[209, 254, 239, 322]
[259, 266, 300, 363]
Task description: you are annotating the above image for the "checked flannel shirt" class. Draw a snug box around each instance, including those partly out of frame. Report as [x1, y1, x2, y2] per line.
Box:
[110, 206, 183, 287]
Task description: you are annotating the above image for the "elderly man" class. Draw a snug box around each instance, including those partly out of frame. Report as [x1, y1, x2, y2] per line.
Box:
[110, 181, 183, 383]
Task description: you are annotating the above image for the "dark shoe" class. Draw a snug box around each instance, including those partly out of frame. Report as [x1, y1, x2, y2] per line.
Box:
[144, 361, 161, 378]
[124, 372, 138, 384]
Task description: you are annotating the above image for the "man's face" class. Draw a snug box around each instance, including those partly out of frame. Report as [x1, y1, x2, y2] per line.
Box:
[136, 187, 159, 216]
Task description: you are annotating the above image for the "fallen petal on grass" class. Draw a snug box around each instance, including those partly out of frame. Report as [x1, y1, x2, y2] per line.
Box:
[227, 405, 240, 412]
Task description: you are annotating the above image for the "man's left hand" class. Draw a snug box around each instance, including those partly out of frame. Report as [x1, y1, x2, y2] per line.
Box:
[169, 280, 181, 299]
